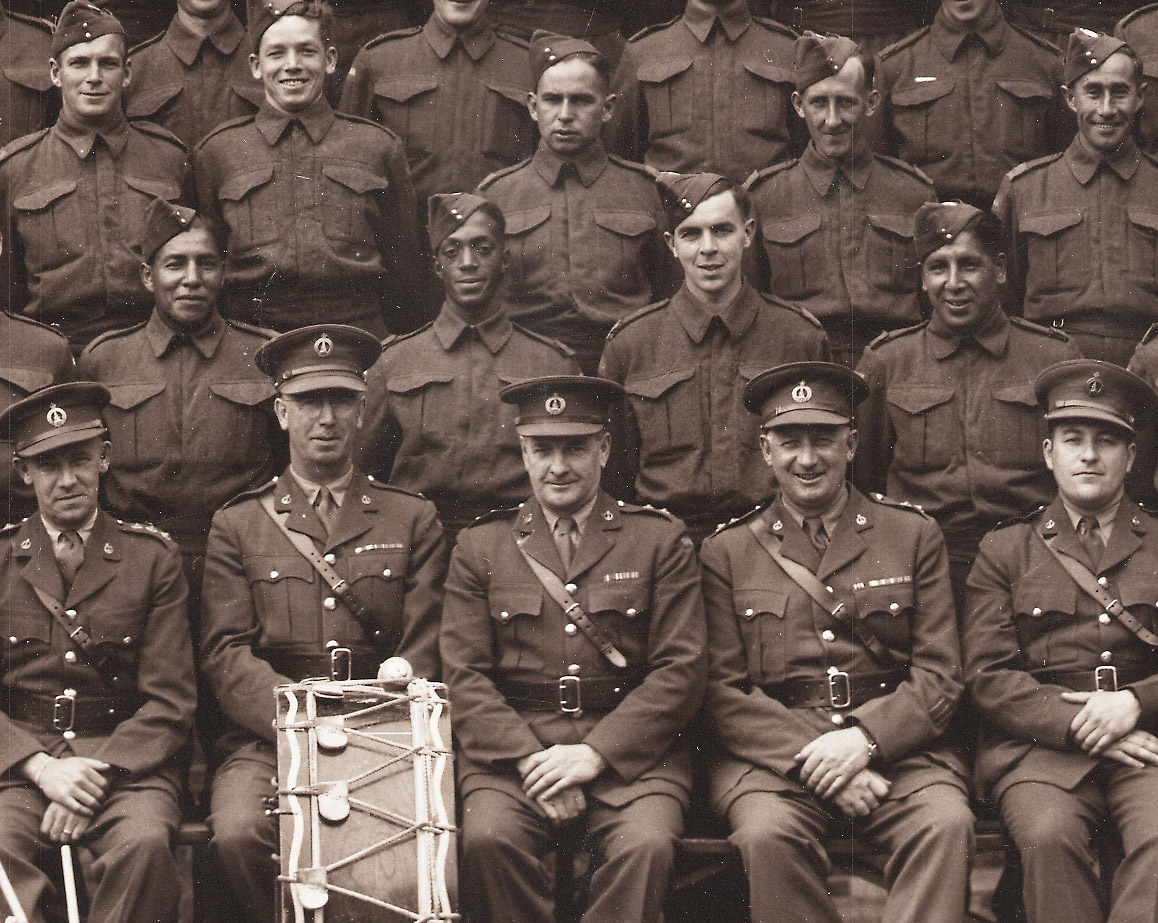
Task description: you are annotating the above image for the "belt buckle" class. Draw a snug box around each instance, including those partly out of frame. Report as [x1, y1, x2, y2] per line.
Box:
[828, 671, 852, 709]
[558, 675, 583, 716]
[330, 647, 352, 682]
[1095, 665, 1118, 692]
[54, 689, 77, 739]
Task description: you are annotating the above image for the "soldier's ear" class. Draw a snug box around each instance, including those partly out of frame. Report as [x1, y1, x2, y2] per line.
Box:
[993, 253, 1007, 287]
[49, 58, 62, 90]
[663, 231, 677, 260]
[527, 92, 540, 124]
[274, 396, 291, 432]
[1062, 83, 1078, 115]
[742, 217, 756, 250]
[601, 92, 617, 124]
[140, 261, 154, 294]
[13, 456, 32, 486]
[324, 45, 338, 76]
[864, 88, 881, 118]
[845, 428, 858, 462]
[249, 53, 261, 82]
[99, 440, 112, 474]
[121, 55, 131, 91]
[1127, 441, 1137, 474]
[758, 430, 776, 467]
[1042, 437, 1055, 472]
[790, 90, 805, 120]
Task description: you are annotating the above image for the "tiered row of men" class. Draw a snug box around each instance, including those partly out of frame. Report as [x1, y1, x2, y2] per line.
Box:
[5, 2, 1158, 923]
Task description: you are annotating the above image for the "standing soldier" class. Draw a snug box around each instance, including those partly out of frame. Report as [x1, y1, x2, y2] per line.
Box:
[199, 324, 447, 923]
[356, 193, 579, 540]
[747, 32, 935, 368]
[442, 375, 707, 923]
[339, 0, 537, 218]
[124, 0, 263, 150]
[964, 359, 1158, 923]
[0, 1, 191, 352]
[772, 0, 925, 54]
[194, 0, 427, 338]
[477, 32, 675, 373]
[855, 201, 1080, 602]
[616, 0, 801, 184]
[0, 382, 196, 923]
[1116, 6, 1158, 155]
[994, 30, 1158, 367]
[876, 0, 1069, 208]
[599, 171, 830, 544]
[0, 1, 57, 147]
[1011, 0, 1137, 47]
[701, 361, 975, 923]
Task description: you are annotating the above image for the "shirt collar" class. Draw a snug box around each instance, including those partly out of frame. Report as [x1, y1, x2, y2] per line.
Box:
[1065, 135, 1141, 184]
[432, 303, 513, 353]
[931, 2, 1008, 60]
[541, 492, 600, 536]
[801, 140, 874, 194]
[1061, 497, 1120, 540]
[256, 95, 335, 145]
[53, 109, 130, 158]
[671, 280, 760, 343]
[290, 466, 355, 507]
[165, 9, 245, 66]
[781, 485, 849, 537]
[146, 308, 226, 359]
[927, 304, 1010, 358]
[531, 140, 608, 187]
[423, 13, 495, 61]
[42, 510, 99, 546]
[683, 0, 751, 43]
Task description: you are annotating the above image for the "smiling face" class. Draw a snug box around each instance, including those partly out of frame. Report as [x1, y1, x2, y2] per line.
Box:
[434, 210, 506, 320]
[760, 423, 857, 517]
[520, 431, 609, 518]
[792, 56, 878, 162]
[275, 388, 363, 483]
[1044, 420, 1135, 516]
[143, 225, 224, 331]
[921, 229, 1005, 334]
[17, 437, 110, 531]
[1066, 51, 1144, 157]
[251, 14, 336, 115]
[529, 56, 613, 159]
[51, 33, 130, 127]
[666, 190, 754, 306]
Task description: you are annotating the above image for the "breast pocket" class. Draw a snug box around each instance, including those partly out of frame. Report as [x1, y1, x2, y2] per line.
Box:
[586, 580, 651, 664]
[994, 78, 1053, 160]
[1020, 209, 1084, 297]
[372, 76, 439, 159]
[623, 367, 698, 458]
[733, 589, 789, 684]
[488, 585, 544, 673]
[1012, 578, 1078, 664]
[852, 583, 914, 654]
[889, 78, 956, 163]
[740, 60, 793, 138]
[320, 162, 389, 245]
[989, 382, 1046, 469]
[637, 57, 694, 138]
[886, 386, 956, 470]
[346, 550, 408, 646]
[243, 554, 315, 645]
[125, 82, 183, 121]
[1127, 207, 1158, 296]
[13, 180, 83, 267]
[4, 606, 52, 649]
[385, 369, 457, 453]
[218, 165, 279, 251]
[865, 213, 919, 295]
[122, 175, 183, 252]
[105, 381, 168, 466]
[199, 380, 276, 463]
[591, 210, 656, 288]
[760, 212, 823, 300]
[482, 83, 534, 163]
[502, 207, 552, 287]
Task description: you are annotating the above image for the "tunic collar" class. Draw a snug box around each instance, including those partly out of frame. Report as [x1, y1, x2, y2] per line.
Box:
[53, 110, 130, 158]
[165, 9, 246, 66]
[672, 280, 760, 343]
[931, 3, 1008, 60]
[146, 308, 226, 359]
[927, 303, 1010, 359]
[256, 94, 335, 144]
[1065, 135, 1141, 184]
[801, 140, 874, 195]
[532, 140, 608, 188]
[424, 13, 496, 61]
[432, 303, 513, 354]
[683, 0, 751, 43]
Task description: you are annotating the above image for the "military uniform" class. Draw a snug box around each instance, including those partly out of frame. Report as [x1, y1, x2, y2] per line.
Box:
[617, 0, 802, 183]
[0, 5, 56, 147]
[747, 144, 935, 366]
[771, 0, 925, 53]
[1115, 5, 1158, 156]
[338, 17, 537, 212]
[194, 97, 426, 337]
[877, 3, 1068, 207]
[1011, 0, 1136, 46]
[124, 10, 263, 150]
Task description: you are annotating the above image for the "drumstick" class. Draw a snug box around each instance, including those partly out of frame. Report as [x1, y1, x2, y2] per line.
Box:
[60, 845, 81, 923]
[0, 851, 29, 923]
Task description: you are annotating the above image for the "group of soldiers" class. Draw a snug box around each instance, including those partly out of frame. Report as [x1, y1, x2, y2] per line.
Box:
[6, 2, 1158, 923]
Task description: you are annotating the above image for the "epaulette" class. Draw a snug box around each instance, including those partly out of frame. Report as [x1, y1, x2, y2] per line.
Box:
[84, 320, 149, 352]
[758, 291, 824, 329]
[1006, 151, 1064, 182]
[477, 158, 530, 190]
[1117, 4, 1158, 34]
[467, 504, 521, 528]
[128, 29, 166, 57]
[221, 476, 278, 509]
[116, 518, 176, 545]
[362, 475, 426, 500]
[867, 492, 932, 520]
[618, 500, 677, 521]
[335, 110, 406, 144]
[867, 321, 928, 350]
[877, 26, 930, 60]
[195, 113, 257, 149]
[0, 128, 50, 163]
[361, 24, 422, 50]
[1006, 21, 1063, 54]
[6, 312, 69, 342]
[873, 153, 935, 187]
[709, 504, 768, 538]
[0, 519, 24, 536]
[608, 154, 658, 178]
[510, 322, 577, 358]
[7, 9, 53, 34]
[1141, 321, 1158, 347]
[1009, 316, 1070, 342]
[605, 299, 671, 340]
[628, 14, 682, 43]
[381, 321, 433, 351]
[130, 119, 188, 151]
[744, 157, 798, 191]
[224, 318, 278, 340]
[497, 31, 529, 49]
[753, 15, 798, 40]
[993, 504, 1047, 531]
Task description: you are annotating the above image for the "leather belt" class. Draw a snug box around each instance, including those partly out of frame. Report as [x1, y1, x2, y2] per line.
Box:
[1037, 666, 1151, 693]
[762, 669, 906, 709]
[496, 672, 648, 717]
[4, 688, 139, 735]
[260, 649, 382, 683]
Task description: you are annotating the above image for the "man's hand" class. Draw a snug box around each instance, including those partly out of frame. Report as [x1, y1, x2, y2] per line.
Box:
[517, 745, 607, 801]
[41, 803, 94, 844]
[533, 788, 588, 826]
[1100, 729, 1158, 768]
[795, 728, 873, 798]
[1063, 690, 1141, 755]
[829, 769, 891, 818]
[32, 757, 111, 816]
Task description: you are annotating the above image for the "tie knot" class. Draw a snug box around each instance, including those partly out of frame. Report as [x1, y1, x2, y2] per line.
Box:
[803, 516, 828, 554]
[1078, 515, 1098, 536]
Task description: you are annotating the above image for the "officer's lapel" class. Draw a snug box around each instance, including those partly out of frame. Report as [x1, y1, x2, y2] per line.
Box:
[1040, 498, 1097, 572]
[64, 513, 119, 607]
[325, 474, 375, 553]
[17, 516, 66, 603]
[275, 469, 329, 545]
[817, 492, 869, 581]
[1098, 504, 1145, 575]
[513, 501, 567, 577]
[567, 493, 618, 580]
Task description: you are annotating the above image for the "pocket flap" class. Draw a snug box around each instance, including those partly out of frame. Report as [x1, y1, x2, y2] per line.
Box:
[623, 367, 696, 400]
[123, 175, 182, 201]
[347, 549, 406, 582]
[373, 76, 439, 103]
[1013, 577, 1076, 616]
[994, 78, 1053, 102]
[992, 382, 1037, 407]
[106, 381, 167, 410]
[125, 82, 183, 118]
[1118, 578, 1158, 610]
[886, 385, 954, 415]
[1020, 209, 1083, 237]
[1128, 207, 1158, 234]
[742, 60, 794, 85]
[489, 587, 542, 622]
[587, 582, 649, 617]
[322, 162, 389, 195]
[486, 82, 530, 106]
[218, 165, 275, 202]
[503, 207, 551, 236]
[637, 56, 693, 84]
[733, 589, 788, 620]
[0, 366, 53, 393]
[245, 555, 314, 585]
[230, 81, 266, 109]
[853, 583, 914, 617]
[385, 369, 457, 394]
[891, 78, 955, 107]
[593, 210, 656, 237]
[13, 180, 77, 212]
[7, 611, 51, 643]
[867, 213, 916, 239]
[761, 212, 822, 244]
[209, 380, 276, 407]
[2, 63, 53, 92]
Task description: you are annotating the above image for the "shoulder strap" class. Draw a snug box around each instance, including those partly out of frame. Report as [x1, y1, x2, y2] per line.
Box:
[31, 586, 118, 688]
[745, 518, 901, 667]
[1040, 534, 1158, 647]
[515, 545, 628, 669]
[258, 492, 377, 636]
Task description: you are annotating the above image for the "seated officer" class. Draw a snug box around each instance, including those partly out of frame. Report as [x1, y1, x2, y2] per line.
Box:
[199, 324, 447, 923]
[442, 375, 707, 923]
[994, 30, 1158, 367]
[747, 32, 934, 368]
[0, 383, 196, 923]
[700, 361, 974, 923]
[356, 193, 579, 540]
[964, 359, 1158, 923]
[855, 201, 1080, 603]
[599, 171, 830, 544]
[0, 1, 57, 147]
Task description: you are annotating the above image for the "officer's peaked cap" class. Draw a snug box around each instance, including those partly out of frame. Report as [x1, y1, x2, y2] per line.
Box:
[256, 324, 381, 395]
[745, 361, 870, 428]
[0, 382, 110, 458]
[1035, 359, 1157, 435]
[500, 375, 623, 437]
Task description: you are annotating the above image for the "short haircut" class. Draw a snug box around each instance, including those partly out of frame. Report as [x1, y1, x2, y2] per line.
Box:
[538, 51, 610, 93]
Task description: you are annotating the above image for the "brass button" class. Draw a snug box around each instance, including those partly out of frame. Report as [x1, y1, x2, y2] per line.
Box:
[567, 664, 581, 674]
[324, 553, 336, 565]
[65, 609, 77, 620]
[64, 651, 77, 664]
[626, 607, 637, 616]
[382, 569, 391, 577]
[1032, 607, 1042, 616]
[889, 602, 900, 613]
[827, 666, 839, 675]
[565, 583, 578, 594]
[825, 586, 834, 594]
[500, 611, 510, 621]
[831, 714, 845, 725]
[821, 630, 835, 642]
[270, 570, 279, 579]
[323, 597, 336, 610]
[326, 640, 338, 648]
[565, 624, 578, 635]
[1101, 651, 1113, 663]
[122, 636, 132, 645]
[1097, 576, 1109, 588]
[1099, 613, 1112, 625]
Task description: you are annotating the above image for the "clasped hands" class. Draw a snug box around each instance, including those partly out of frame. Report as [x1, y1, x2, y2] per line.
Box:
[1063, 688, 1158, 768]
[516, 744, 607, 825]
[795, 726, 890, 818]
[24, 754, 112, 844]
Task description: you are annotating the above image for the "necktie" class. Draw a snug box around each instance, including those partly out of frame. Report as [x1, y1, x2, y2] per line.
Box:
[1076, 515, 1105, 568]
[56, 530, 84, 592]
[804, 517, 829, 555]
[315, 487, 338, 535]
[553, 516, 577, 571]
